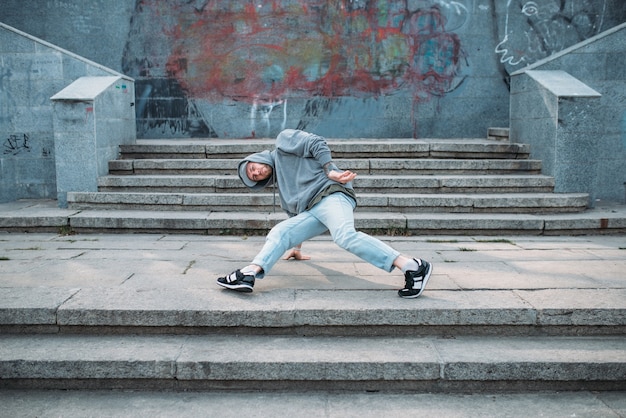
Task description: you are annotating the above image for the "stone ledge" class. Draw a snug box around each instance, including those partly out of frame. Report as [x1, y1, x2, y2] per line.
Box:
[2, 288, 625, 331]
[0, 334, 624, 385]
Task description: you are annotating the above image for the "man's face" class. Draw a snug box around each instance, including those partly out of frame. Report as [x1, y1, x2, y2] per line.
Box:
[246, 162, 272, 182]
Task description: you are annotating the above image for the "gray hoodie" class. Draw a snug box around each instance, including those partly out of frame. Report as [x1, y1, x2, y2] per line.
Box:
[237, 129, 356, 216]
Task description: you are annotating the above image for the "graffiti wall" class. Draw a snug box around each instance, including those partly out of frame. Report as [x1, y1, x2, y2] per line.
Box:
[122, 0, 472, 138]
[1, 0, 624, 140]
[495, 0, 611, 72]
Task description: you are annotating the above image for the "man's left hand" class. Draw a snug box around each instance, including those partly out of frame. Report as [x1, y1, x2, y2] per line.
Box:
[328, 170, 357, 184]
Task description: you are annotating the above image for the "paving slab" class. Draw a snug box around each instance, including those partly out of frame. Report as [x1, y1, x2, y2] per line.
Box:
[0, 390, 624, 418]
[0, 288, 79, 325]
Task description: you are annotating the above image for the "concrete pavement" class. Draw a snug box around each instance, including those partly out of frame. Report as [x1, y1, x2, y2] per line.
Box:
[0, 230, 625, 334]
[1, 227, 625, 417]
[1, 230, 624, 294]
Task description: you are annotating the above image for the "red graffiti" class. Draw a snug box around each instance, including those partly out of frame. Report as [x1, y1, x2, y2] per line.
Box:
[142, 0, 464, 103]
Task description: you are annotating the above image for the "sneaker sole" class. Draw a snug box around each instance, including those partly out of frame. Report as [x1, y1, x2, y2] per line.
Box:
[399, 262, 432, 299]
[216, 281, 254, 293]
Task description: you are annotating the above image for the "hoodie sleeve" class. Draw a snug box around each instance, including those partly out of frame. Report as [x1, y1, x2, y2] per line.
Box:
[275, 129, 333, 167]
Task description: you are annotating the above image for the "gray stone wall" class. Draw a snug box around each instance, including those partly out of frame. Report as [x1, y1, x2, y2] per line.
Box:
[0, 23, 131, 203]
[510, 24, 626, 204]
[2, 0, 624, 139]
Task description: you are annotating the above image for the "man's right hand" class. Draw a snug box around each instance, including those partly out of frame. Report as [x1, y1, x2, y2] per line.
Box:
[283, 248, 311, 261]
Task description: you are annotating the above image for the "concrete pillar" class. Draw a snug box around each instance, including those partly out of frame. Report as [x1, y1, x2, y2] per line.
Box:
[510, 70, 601, 207]
[51, 76, 135, 207]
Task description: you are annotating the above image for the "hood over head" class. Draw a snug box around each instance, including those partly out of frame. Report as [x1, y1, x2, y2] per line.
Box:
[237, 150, 275, 190]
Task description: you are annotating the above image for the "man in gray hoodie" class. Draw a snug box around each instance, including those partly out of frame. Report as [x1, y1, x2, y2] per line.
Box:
[217, 129, 432, 298]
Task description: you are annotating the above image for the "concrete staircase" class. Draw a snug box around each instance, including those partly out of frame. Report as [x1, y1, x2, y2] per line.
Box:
[3, 131, 624, 395]
[1, 219, 624, 396]
[2, 286, 625, 392]
[61, 137, 608, 235]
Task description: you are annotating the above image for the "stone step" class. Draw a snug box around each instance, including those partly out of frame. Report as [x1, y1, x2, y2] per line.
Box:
[33, 204, 621, 235]
[67, 192, 587, 214]
[3, 390, 625, 416]
[1, 333, 624, 391]
[3, 287, 625, 336]
[95, 174, 556, 194]
[119, 139, 531, 160]
[4, 201, 622, 235]
[109, 158, 543, 175]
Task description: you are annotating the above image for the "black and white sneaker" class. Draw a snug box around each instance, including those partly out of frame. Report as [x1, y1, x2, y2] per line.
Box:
[398, 259, 432, 299]
[217, 269, 255, 293]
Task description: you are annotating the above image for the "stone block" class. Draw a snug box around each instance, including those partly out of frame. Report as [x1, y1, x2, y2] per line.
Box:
[437, 336, 626, 381]
[406, 214, 544, 233]
[293, 289, 536, 327]
[516, 289, 626, 326]
[69, 212, 208, 231]
[526, 71, 601, 98]
[0, 287, 79, 325]
[488, 127, 509, 140]
[0, 334, 179, 379]
[353, 213, 406, 230]
[176, 335, 442, 381]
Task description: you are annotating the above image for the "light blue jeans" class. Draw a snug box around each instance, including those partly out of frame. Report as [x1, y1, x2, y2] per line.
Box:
[252, 192, 401, 278]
